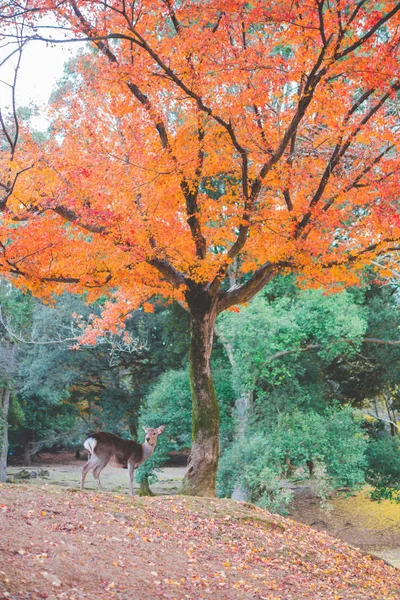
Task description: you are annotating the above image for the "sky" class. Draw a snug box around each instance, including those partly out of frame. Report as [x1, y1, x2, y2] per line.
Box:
[1, 35, 78, 130]
[17, 40, 75, 107]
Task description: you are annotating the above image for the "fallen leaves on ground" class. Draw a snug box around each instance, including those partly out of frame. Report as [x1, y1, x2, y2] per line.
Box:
[0, 483, 399, 599]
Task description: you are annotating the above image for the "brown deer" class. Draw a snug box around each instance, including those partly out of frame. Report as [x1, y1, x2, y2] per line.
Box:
[80, 425, 166, 496]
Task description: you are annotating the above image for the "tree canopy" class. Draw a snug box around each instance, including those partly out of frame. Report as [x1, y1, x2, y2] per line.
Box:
[0, 0, 398, 304]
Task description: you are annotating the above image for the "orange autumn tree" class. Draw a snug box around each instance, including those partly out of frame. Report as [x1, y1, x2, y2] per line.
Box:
[1, 1, 400, 495]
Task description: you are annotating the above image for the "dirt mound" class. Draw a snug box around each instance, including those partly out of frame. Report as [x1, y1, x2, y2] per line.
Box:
[1, 483, 399, 599]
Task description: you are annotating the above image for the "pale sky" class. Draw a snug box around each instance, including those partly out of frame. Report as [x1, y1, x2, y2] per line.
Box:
[1, 35, 78, 130]
[18, 40, 76, 107]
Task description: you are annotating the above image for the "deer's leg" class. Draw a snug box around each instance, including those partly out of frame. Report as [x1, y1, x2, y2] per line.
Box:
[127, 462, 136, 496]
[81, 456, 98, 490]
[92, 454, 111, 491]
[93, 467, 103, 491]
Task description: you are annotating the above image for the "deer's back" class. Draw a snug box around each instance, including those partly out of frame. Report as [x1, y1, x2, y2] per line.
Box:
[87, 432, 143, 463]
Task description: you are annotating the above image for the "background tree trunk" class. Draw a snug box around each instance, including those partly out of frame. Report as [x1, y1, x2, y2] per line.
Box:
[0, 388, 11, 483]
[23, 430, 34, 466]
[182, 300, 219, 496]
[217, 328, 252, 501]
[231, 390, 252, 501]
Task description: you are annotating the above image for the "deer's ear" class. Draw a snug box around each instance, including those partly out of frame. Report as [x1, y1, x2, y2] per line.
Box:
[157, 425, 166, 434]
[142, 426, 149, 433]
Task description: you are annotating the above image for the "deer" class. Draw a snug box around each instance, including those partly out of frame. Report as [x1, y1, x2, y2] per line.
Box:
[80, 425, 166, 496]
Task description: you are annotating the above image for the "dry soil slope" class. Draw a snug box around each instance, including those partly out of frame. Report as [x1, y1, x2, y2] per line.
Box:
[0, 483, 399, 600]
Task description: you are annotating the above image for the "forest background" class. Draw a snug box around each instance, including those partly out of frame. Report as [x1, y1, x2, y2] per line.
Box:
[1, 273, 400, 512]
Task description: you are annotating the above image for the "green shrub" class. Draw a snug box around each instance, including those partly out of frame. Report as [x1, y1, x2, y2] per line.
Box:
[218, 407, 368, 513]
[366, 436, 400, 503]
[217, 432, 293, 513]
[272, 407, 368, 489]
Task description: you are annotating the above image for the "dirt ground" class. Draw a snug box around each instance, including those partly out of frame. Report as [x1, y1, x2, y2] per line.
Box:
[1, 484, 400, 600]
[6, 453, 400, 570]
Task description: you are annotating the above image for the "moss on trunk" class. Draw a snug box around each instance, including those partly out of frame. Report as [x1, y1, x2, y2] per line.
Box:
[182, 293, 220, 496]
[139, 475, 155, 496]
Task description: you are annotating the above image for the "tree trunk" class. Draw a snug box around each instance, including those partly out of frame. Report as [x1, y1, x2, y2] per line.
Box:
[0, 388, 11, 483]
[383, 393, 398, 436]
[231, 390, 252, 501]
[216, 328, 251, 501]
[139, 476, 155, 496]
[23, 430, 34, 467]
[182, 300, 219, 496]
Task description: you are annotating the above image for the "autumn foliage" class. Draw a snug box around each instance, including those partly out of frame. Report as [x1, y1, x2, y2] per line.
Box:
[1, 1, 399, 494]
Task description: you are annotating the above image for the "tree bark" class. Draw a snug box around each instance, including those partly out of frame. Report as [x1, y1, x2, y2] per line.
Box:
[231, 390, 252, 501]
[23, 430, 34, 467]
[182, 294, 219, 496]
[139, 476, 155, 496]
[0, 388, 11, 483]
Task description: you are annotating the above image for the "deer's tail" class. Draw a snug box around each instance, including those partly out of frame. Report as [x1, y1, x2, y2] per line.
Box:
[83, 437, 97, 456]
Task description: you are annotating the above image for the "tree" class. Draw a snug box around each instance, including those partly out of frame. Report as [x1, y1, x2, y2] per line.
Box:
[217, 280, 368, 421]
[0, 317, 16, 482]
[0, 279, 31, 480]
[1, 1, 400, 495]
[10, 293, 157, 457]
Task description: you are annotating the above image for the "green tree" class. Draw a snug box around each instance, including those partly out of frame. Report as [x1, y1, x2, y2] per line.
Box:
[0, 279, 32, 480]
[218, 407, 367, 513]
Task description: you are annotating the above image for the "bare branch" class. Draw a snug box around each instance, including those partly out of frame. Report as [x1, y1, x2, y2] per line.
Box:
[0, 23, 24, 210]
[0, 306, 78, 345]
[366, 413, 399, 431]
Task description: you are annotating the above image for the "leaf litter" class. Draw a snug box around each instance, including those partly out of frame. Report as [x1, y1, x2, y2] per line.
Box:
[0, 483, 399, 599]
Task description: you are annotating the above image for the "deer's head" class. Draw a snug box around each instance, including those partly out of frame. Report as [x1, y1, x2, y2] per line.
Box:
[143, 425, 166, 446]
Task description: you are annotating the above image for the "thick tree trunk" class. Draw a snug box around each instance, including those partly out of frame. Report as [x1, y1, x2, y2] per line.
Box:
[0, 388, 11, 483]
[182, 300, 219, 496]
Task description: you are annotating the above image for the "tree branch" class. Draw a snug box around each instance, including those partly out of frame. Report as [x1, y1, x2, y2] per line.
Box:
[295, 83, 399, 238]
[366, 413, 399, 431]
[0, 306, 79, 345]
[322, 237, 400, 268]
[52, 206, 108, 234]
[265, 337, 400, 362]
[322, 144, 395, 213]
[336, 3, 400, 59]
[69, 1, 171, 151]
[216, 261, 292, 312]
[147, 257, 187, 288]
